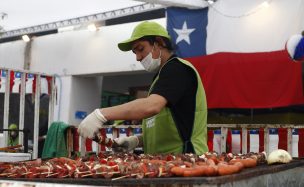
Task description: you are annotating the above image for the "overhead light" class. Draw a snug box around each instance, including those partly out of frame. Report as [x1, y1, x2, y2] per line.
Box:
[58, 26, 75, 33]
[87, 24, 97, 31]
[207, 0, 216, 5]
[261, 1, 270, 8]
[22, 35, 30, 42]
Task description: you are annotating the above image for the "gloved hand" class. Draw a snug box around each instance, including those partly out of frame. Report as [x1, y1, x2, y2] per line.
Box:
[112, 136, 139, 152]
[77, 109, 107, 139]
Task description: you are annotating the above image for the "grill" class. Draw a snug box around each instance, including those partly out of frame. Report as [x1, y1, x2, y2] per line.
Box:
[4, 159, 304, 187]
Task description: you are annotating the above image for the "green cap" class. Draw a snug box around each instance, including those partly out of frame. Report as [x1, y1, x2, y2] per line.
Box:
[118, 21, 171, 51]
[9, 124, 18, 130]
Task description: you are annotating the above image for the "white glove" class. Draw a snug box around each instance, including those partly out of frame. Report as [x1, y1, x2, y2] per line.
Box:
[113, 136, 139, 152]
[77, 109, 107, 139]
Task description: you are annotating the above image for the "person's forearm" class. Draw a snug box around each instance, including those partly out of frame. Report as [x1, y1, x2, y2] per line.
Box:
[101, 96, 162, 121]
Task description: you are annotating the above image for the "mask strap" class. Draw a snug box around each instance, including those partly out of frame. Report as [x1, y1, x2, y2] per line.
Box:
[151, 43, 156, 53]
[151, 43, 161, 58]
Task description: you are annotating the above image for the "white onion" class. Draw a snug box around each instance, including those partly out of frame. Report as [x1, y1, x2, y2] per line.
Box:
[267, 149, 292, 165]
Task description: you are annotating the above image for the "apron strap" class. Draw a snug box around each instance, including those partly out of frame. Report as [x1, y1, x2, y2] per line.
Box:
[183, 140, 195, 153]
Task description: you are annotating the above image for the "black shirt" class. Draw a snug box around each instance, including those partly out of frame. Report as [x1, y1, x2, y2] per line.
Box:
[150, 55, 198, 150]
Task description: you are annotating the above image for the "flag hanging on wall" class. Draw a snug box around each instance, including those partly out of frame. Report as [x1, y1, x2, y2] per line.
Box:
[167, 4, 304, 109]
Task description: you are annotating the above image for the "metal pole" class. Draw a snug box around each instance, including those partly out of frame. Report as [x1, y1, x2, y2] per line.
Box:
[18, 72, 26, 146]
[48, 76, 55, 127]
[3, 70, 11, 146]
[33, 75, 41, 159]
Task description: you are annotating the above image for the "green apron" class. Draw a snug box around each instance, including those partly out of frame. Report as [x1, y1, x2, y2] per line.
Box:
[142, 57, 208, 154]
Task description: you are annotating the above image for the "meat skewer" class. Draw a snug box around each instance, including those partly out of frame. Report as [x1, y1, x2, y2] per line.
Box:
[0, 151, 266, 179]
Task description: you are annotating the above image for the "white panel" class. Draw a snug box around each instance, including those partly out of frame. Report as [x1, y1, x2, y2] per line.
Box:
[68, 76, 102, 126]
[30, 18, 166, 76]
[213, 133, 221, 153]
[0, 41, 25, 69]
[0, 134, 4, 148]
[250, 134, 259, 153]
[292, 134, 299, 157]
[54, 76, 72, 123]
[207, 0, 304, 54]
[269, 133, 279, 153]
[232, 133, 241, 154]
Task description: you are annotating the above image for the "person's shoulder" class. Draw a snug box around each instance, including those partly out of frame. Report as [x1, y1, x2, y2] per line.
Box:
[163, 57, 194, 74]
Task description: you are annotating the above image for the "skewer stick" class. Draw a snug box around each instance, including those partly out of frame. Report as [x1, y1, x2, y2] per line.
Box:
[95, 171, 107, 175]
[0, 173, 12, 176]
[75, 171, 91, 174]
[81, 173, 93, 178]
[21, 172, 32, 175]
[59, 174, 70, 178]
[111, 173, 138, 181]
[109, 171, 120, 175]
[40, 172, 53, 175]
[145, 172, 154, 175]
[112, 175, 128, 181]
[8, 174, 17, 177]
[46, 172, 59, 177]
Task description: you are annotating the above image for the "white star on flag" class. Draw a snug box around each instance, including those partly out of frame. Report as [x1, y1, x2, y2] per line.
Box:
[173, 21, 195, 45]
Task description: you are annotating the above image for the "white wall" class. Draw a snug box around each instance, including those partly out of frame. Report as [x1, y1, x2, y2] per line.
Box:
[69, 76, 103, 125]
[30, 18, 166, 76]
[0, 18, 166, 125]
[53, 76, 72, 123]
[0, 41, 25, 69]
[206, 0, 304, 54]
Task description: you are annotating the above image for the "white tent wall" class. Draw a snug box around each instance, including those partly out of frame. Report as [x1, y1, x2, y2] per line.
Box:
[67, 76, 103, 126]
[0, 41, 25, 69]
[206, 0, 304, 54]
[30, 18, 166, 75]
[0, 18, 166, 126]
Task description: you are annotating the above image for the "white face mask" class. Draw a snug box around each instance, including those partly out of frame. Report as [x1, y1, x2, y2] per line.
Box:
[140, 45, 161, 72]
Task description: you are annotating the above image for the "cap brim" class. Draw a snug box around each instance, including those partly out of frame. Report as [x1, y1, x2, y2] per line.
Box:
[118, 36, 141, 51]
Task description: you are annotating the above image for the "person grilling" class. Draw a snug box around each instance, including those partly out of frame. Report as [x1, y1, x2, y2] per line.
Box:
[78, 21, 208, 155]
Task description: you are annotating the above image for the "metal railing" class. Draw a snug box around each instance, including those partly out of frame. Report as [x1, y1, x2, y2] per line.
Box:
[71, 124, 304, 157]
[0, 67, 56, 159]
[0, 3, 163, 39]
[207, 124, 304, 155]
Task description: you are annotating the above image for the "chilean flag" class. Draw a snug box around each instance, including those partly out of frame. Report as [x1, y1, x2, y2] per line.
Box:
[167, 4, 304, 109]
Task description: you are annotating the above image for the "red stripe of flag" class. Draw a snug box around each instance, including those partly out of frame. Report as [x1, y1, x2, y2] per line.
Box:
[278, 128, 287, 151]
[259, 128, 264, 152]
[187, 50, 304, 108]
[207, 130, 214, 151]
